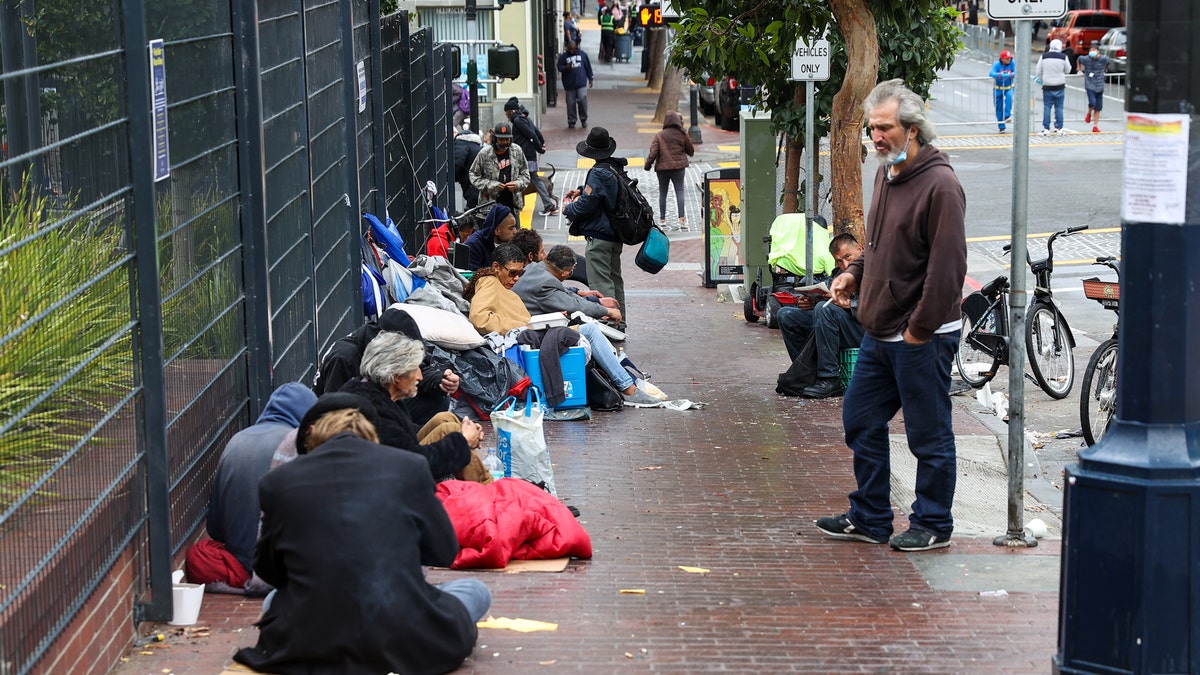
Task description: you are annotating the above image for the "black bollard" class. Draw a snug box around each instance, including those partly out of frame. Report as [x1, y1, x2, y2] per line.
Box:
[688, 84, 703, 144]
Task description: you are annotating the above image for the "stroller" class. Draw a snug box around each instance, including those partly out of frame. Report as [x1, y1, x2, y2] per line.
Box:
[743, 213, 837, 329]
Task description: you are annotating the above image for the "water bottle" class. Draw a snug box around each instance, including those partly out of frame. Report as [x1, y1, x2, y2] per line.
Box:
[483, 448, 504, 481]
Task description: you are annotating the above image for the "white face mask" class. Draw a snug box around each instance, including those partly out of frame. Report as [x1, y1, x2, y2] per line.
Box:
[1089, 50, 1099, 58]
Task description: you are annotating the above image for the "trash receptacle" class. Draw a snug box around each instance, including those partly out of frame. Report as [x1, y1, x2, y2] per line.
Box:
[633, 26, 644, 46]
[615, 33, 633, 62]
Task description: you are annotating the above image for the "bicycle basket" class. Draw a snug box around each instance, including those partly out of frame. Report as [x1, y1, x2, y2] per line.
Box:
[1082, 277, 1120, 309]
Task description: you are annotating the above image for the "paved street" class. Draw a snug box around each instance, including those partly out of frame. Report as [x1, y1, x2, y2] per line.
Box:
[112, 26, 1139, 675]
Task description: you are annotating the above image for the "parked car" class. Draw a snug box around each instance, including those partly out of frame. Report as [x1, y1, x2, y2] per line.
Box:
[695, 74, 717, 116]
[715, 76, 755, 131]
[1046, 10, 1124, 57]
[1097, 27, 1127, 74]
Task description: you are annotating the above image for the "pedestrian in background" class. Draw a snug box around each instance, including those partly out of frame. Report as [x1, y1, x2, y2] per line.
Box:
[565, 127, 629, 331]
[563, 11, 581, 47]
[504, 97, 558, 216]
[598, 6, 615, 62]
[1076, 40, 1109, 133]
[644, 110, 694, 230]
[815, 79, 967, 552]
[451, 82, 471, 130]
[1036, 39, 1072, 135]
[989, 50, 1015, 134]
[556, 41, 593, 129]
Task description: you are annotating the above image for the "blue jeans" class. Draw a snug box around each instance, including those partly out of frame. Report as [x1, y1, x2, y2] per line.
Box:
[1042, 87, 1065, 131]
[262, 578, 492, 623]
[813, 304, 865, 379]
[841, 332, 960, 540]
[578, 322, 633, 390]
[439, 578, 492, 622]
[777, 306, 814, 361]
[993, 88, 1012, 128]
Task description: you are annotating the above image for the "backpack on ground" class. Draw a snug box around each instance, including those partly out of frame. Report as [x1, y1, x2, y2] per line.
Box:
[600, 165, 654, 246]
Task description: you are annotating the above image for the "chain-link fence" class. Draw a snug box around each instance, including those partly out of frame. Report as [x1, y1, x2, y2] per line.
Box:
[0, 2, 451, 671]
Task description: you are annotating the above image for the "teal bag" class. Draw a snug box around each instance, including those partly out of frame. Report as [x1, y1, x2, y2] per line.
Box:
[634, 225, 670, 274]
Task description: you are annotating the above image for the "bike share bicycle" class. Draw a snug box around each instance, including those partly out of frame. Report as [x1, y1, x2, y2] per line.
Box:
[956, 225, 1087, 399]
[1079, 256, 1120, 446]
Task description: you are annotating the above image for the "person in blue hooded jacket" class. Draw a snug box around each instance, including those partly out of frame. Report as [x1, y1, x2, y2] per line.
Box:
[465, 203, 518, 272]
[206, 382, 317, 573]
[564, 127, 629, 330]
[989, 50, 1015, 133]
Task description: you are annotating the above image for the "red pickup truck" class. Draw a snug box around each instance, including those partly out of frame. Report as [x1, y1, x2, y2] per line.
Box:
[1046, 10, 1124, 56]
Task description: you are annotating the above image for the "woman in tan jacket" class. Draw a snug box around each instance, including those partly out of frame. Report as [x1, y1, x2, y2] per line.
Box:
[465, 243, 531, 335]
[644, 110, 695, 231]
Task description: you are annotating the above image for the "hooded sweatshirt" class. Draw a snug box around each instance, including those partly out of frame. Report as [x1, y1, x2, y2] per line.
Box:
[465, 204, 513, 271]
[207, 382, 318, 571]
[847, 143, 966, 342]
[1036, 40, 1072, 90]
[645, 110, 695, 172]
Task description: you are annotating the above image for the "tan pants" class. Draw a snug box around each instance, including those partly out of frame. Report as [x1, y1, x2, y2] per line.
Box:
[418, 412, 493, 485]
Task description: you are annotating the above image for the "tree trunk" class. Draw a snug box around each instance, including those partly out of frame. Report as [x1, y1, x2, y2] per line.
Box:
[647, 29, 667, 90]
[652, 61, 683, 123]
[828, 0, 878, 244]
[782, 83, 805, 215]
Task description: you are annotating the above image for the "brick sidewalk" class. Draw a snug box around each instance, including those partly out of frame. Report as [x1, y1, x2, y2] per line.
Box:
[113, 238, 1059, 674]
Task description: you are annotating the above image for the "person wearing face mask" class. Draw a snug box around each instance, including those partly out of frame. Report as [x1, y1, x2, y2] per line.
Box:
[815, 79, 966, 553]
[1076, 41, 1110, 133]
[989, 50, 1015, 134]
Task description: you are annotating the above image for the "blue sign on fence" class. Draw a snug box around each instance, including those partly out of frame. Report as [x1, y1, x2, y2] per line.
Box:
[149, 39, 170, 182]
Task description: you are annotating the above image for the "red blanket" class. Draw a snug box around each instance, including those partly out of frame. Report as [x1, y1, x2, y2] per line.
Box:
[436, 479, 592, 569]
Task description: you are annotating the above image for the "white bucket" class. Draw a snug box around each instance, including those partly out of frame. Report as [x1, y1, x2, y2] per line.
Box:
[170, 583, 205, 626]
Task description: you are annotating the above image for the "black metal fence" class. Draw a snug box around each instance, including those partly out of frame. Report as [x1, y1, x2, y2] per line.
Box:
[0, 0, 451, 671]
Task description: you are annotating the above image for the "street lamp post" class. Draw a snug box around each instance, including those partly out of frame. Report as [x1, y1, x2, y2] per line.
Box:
[1055, 2, 1200, 673]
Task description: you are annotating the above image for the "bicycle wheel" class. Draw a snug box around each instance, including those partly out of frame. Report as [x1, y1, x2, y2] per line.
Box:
[1080, 338, 1118, 446]
[1026, 303, 1075, 399]
[956, 311, 1001, 387]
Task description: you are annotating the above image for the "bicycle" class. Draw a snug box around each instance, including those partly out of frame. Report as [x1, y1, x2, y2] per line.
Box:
[1079, 256, 1120, 446]
[955, 225, 1087, 399]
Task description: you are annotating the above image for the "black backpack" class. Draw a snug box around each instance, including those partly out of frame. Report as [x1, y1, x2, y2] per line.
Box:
[598, 164, 654, 246]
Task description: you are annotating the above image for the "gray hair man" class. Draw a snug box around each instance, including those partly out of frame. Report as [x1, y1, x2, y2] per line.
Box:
[816, 79, 967, 553]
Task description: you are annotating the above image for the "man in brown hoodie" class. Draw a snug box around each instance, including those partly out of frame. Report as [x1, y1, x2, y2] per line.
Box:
[815, 79, 967, 553]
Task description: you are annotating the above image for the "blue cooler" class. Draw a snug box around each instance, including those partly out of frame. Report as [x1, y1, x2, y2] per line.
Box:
[521, 345, 587, 408]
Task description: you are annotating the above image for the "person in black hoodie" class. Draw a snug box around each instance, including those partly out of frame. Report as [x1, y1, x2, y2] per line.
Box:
[815, 79, 966, 554]
[504, 97, 558, 217]
[564, 127, 629, 330]
[452, 126, 482, 208]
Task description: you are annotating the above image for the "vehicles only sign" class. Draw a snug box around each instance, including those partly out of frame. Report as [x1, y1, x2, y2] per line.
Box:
[790, 37, 830, 81]
[986, 0, 1067, 21]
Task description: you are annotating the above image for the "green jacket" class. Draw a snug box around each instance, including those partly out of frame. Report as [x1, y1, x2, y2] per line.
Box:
[468, 144, 530, 212]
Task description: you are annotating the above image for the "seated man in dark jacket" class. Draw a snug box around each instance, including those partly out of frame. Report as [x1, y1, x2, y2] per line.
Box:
[339, 331, 489, 482]
[235, 392, 490, 675]
[564, 127, 628, 330]
[312, 307, 459, 427]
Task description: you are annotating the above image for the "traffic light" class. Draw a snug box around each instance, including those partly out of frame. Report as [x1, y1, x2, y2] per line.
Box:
[639, 3, 663, 27]
[487, 45, 521, 80]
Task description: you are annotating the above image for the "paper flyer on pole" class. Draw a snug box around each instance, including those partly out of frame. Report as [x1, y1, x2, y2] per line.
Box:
[1122, 113, 1189, 224]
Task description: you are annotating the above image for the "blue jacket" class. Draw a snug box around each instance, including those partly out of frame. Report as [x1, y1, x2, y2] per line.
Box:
[557, 49, 594, 90]
[989, 60, 1015, 89]
[1077, 53, 1109, 93]
[565, 158, 627, 243]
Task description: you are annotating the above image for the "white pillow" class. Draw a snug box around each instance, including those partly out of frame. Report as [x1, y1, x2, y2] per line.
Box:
[388, 302, 486, 350]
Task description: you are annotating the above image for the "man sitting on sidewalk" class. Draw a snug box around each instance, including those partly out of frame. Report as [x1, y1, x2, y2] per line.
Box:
[777, 233, 866, 398]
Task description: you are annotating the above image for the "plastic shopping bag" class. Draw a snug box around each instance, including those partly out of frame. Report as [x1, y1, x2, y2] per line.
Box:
[491, 387, 556, 497]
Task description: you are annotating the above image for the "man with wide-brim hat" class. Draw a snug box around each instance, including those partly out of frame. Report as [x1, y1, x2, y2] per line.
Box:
[564, 127, 630, 331]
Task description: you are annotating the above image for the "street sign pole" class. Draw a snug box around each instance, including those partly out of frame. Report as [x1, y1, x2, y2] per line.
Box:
[1055, 1, 1200, 672]
[985, 0, 1066, 550]
[789, 36, 829, 285]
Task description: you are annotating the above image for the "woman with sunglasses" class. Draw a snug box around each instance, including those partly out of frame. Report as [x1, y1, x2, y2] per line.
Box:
[465, 243, 532, 335]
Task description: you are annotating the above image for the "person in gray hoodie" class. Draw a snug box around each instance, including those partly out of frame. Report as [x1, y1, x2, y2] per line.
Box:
[1036, 38, 1073, 135]
[206, 382, 317, 573]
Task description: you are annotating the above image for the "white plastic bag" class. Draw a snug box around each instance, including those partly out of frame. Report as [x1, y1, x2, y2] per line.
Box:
[491, 388, 556, 497]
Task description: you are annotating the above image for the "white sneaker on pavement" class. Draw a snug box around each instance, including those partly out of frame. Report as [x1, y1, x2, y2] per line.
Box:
[636, 379, 668, 401]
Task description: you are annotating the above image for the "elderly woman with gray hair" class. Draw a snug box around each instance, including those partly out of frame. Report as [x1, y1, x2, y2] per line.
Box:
[339, 331, 489, 482]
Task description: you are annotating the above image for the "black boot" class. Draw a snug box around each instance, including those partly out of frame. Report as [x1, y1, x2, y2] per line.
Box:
[802, 377, 844, 399]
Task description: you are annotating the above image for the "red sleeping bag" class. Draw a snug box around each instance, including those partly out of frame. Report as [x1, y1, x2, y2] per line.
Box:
[436, 478, 592, 569]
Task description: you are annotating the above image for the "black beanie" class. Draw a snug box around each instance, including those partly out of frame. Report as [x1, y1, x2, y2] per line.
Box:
[296, 393, 379, 454]
[504, 96, 521, 111]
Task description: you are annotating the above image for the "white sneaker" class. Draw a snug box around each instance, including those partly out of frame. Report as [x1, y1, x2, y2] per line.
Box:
[1055, 128, 1067, 135]
[1038, 129, 1051, 136]
[636, 379, 668, 401]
